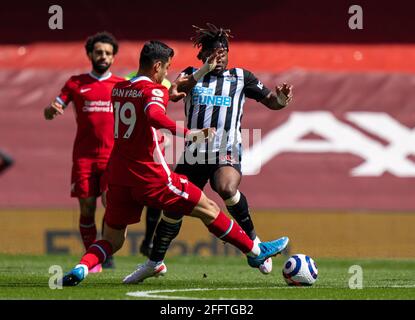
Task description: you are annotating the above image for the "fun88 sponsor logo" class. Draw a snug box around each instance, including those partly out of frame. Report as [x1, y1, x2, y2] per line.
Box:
[192, 86, 232, 107]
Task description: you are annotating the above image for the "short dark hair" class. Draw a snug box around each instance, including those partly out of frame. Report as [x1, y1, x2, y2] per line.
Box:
[85, 31, 119, 55]
[139, 40, 174, 69]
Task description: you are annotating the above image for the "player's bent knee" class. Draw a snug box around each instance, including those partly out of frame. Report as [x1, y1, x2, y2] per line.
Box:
[216, 185, 238, 200]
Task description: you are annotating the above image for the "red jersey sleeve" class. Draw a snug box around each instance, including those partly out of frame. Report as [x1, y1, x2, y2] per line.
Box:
[142, 85, 169, 114]
[56, 76, 76, 108]
[143, 84, 189, 137]
[146, 106, 189, 137]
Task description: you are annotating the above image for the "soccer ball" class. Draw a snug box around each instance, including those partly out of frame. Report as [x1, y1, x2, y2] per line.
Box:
[282, 254, 318, 286]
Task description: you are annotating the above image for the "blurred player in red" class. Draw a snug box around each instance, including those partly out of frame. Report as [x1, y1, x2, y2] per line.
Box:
[60, 40, 289, 286]
[44, 32, 123, 272]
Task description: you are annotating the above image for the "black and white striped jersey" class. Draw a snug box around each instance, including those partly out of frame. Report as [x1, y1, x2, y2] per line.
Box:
[181, 67, 271, 155]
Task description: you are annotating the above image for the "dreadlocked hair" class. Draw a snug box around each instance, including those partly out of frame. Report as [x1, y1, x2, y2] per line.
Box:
[191, 23, 233, 59]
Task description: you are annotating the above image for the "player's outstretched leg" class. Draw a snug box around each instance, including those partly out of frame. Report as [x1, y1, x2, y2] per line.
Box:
[212, 167, 272, 274]
[224, 190, 273, 274]
[122, 191, 288, 284]
[62, 239, 112, 286]
[203, 204, 289, 269]
[247, 236, 289, 268]
[62, 222, 126, 286]
[78, 198, 102, 273]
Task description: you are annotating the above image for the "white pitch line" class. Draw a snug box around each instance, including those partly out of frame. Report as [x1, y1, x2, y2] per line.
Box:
[126, 284, 415, 300]
[126, 286, 283, 300]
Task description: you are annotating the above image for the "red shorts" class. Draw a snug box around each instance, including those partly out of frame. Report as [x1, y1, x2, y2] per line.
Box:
[71, 158, 109, 198]
[104, 172, 202, 228]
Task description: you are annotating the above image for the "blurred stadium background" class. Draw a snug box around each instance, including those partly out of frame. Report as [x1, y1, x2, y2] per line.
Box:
[0, 0, 414, 260]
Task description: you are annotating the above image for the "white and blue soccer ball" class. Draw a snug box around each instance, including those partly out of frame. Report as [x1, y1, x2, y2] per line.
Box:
[282, 254, 318, 286]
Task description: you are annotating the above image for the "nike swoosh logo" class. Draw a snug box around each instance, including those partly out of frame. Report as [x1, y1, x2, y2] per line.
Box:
[80, 88, 91, 93]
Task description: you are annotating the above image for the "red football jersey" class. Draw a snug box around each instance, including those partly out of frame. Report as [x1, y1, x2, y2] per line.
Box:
[56, 72, 123, 160]
[107, 76, 172, 186]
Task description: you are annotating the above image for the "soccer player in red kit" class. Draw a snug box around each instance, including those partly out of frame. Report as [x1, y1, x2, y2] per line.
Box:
[44, 32, 123, 272]
[61, 40, 289, 286]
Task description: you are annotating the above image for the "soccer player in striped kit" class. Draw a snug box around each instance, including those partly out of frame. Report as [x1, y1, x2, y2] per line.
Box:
[136, 23, 293, 281]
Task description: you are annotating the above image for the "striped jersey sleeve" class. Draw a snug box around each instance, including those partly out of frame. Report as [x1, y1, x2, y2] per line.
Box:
[243, 69, 271, 102]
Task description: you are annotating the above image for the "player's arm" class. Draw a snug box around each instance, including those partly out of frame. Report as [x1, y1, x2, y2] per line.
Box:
[169, 48, 225, 102]
[145, 105, 215, 142]
[44, 78, 73, 120]
[243, 70, 293, 110]
[260, 83, 293, 110]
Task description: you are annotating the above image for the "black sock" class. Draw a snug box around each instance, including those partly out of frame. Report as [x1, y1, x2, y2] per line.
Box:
[226, 192, 256, 240]
[149, 217, 182, 262]
[143, 207, 162, 245]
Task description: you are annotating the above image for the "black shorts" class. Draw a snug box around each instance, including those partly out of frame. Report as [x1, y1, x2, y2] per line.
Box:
[174, 150, 242, 190]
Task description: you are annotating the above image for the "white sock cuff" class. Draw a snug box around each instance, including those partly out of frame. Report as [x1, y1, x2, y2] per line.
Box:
[247, 241, 261, 257]
[75, 264, 89, 276]
[224, 190, 241, 206]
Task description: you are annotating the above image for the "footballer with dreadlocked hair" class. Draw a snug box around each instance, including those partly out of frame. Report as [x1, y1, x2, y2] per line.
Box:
[137, 23, 293, 282]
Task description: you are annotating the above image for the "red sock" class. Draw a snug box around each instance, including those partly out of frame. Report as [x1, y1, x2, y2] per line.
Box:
[79, 216, 97, 250]
[207, 212, 253, 253]
[80, 240, 113, 270]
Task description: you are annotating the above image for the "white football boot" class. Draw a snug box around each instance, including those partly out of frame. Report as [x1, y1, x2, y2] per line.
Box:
[123, 260, 167, 284]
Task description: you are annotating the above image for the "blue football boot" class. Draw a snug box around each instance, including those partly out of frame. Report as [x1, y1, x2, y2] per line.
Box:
[62, 265, 88, 286]
[247, 236, 289, 268]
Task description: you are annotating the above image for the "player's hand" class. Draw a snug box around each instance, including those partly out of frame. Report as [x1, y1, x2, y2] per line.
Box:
[169, 74, 190, 102]
[206, 48, 225, 71]
[193, 48, 226, 81]
[186, 128, 216, 143]
[275, 83, 293, 107]
[44, 100, 64, 120]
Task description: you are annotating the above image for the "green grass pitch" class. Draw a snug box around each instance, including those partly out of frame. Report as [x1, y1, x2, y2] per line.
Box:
[0, 254, 414, 300]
